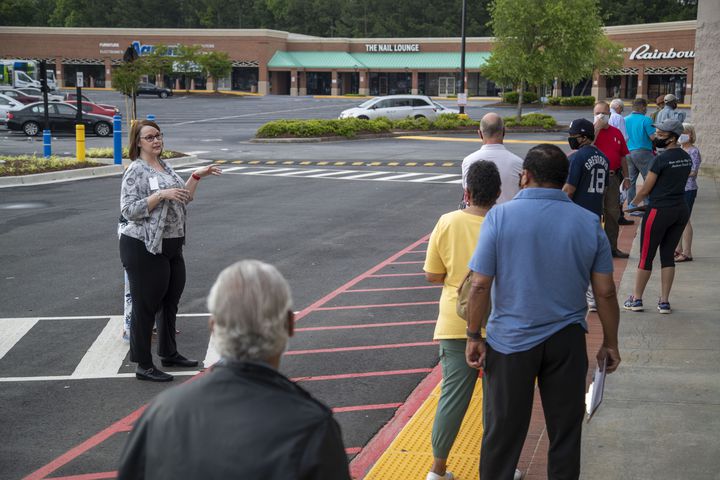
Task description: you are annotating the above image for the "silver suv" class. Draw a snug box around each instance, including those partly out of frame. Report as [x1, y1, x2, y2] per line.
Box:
[339, 95, 459, 121]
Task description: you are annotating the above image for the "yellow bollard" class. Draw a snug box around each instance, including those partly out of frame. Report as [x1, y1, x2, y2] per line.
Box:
[76, 124, 85, 162]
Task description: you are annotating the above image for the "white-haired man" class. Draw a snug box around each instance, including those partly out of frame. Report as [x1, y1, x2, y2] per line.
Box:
[609, 98, 628, 141]
[118, 260, 351, 480]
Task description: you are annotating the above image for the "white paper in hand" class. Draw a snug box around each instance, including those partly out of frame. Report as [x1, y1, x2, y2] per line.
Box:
[619, 183, 628, 203]
[586, 356, 607, 422]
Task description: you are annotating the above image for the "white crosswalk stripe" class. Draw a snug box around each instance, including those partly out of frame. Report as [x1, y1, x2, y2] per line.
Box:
[218, 165, 462, 184]
[72, 316, 128, 378]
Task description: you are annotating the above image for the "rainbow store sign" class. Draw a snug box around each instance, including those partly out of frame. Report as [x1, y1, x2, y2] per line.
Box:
[629, 44, 695, 60]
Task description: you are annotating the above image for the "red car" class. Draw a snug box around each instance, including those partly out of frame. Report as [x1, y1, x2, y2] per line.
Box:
[62, 93, 118, 114]
[0, 88, 40, 104]
[65, 100, 119, 117]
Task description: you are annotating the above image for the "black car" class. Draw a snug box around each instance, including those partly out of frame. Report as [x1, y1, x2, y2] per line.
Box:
[137, 82, 173, 98]
[6, 102, 113, 137]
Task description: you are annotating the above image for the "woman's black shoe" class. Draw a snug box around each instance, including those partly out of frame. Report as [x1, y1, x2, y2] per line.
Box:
[160, 353, 199, 368]
[136, 366, 174, 382]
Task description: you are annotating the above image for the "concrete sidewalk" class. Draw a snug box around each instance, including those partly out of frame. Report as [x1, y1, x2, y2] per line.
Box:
[581, 175, 720, 479]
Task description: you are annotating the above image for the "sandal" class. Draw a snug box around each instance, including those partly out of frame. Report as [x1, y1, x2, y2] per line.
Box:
[675, 253, 693, 262]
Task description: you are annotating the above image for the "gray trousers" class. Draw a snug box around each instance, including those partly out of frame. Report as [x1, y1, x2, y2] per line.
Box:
[627, 149, 654, 205]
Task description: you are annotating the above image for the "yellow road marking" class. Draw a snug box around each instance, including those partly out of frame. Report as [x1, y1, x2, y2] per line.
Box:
[300, 161, 312, 165]
[406, 162, 418, 166]
[369, 162, 382, 166]
[232, 160, 244, 164]
[215, 160, 227, 164]
[352, 162, 364, 166]
[335, 161, 347, 165]
[442, 162, 455, 167]
[424, 162, 436, 166]
[248, 160, 260, 164]
[266, 160, 277, 164]
[282, 161, 295, 165]
[388, 162, 400, 166]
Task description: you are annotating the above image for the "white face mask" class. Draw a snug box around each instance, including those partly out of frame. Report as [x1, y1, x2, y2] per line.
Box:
[594, 113, 609, 124]
[678, 134, 690, 144]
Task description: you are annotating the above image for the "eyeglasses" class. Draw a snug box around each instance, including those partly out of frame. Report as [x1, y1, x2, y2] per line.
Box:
[141, 133, 163, 142]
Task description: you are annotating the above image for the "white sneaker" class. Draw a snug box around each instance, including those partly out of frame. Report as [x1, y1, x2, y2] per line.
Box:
[514, 469, 523, 480]
[426, 472, 454, 480]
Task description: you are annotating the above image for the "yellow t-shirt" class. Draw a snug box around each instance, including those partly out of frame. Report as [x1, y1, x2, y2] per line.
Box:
[423, 210, 484, 339]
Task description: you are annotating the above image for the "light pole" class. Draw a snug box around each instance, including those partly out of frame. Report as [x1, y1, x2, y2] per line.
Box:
[459, 0, 467, 116]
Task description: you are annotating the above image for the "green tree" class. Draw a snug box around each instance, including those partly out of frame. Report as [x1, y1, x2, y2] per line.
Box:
[198, 51, 233, 91]
[112, 61, 144, 126]
[484, 0, 608, 120]
[173, 44, 203, 92]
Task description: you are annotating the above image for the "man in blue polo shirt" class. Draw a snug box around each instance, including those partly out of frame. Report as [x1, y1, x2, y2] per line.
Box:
[465, 144, 621, 480]
[625, 98, 656, 214]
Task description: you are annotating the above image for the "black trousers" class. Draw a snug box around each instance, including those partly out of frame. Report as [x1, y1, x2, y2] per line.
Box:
[119, 234, 186, 368]
[638, 204, 689, 270]
[480, 324, 588, 480]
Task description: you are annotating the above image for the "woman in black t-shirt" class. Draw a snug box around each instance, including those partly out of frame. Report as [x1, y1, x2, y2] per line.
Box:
[623, 120, 692, 314]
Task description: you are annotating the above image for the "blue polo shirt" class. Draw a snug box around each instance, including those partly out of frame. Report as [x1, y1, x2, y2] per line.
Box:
[625, 111, 655, 152]
[468, 188, 613, 354]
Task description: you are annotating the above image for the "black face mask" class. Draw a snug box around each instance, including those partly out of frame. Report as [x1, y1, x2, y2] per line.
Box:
[568, 137, 582, 150]
[652, 137, 671, 149]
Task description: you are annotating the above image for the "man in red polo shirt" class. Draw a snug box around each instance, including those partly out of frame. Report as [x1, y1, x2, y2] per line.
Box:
[593, 101, 631, 258]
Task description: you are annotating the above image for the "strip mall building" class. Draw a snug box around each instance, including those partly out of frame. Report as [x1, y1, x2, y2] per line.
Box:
[0, 20, 696, 102]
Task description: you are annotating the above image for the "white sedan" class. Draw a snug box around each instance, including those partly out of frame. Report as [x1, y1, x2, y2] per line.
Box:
[339, 95, 459, 121]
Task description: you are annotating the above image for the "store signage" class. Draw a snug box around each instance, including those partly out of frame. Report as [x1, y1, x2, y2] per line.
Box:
[629, 44, 695, 60]
[98, 41, 216, 56]
[365, 43, 420, 52]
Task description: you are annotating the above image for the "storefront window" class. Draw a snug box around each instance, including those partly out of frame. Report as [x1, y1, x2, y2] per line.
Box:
[369, 73, 411, 96]
[231, 67, 258, 92]
[63, 65, 105, 88]
[647, 74, 686, 103]
[306, 72, 331, 95]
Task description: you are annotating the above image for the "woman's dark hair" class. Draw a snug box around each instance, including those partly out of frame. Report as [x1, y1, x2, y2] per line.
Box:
[128, 119, 162, 161]
[466, 160, 501, 207]
[522, 144, 569, 188]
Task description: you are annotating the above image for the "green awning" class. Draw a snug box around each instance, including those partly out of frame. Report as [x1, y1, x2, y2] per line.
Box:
[267, 51, 490, 70]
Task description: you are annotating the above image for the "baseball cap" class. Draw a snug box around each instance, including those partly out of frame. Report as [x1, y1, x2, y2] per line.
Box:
[653, 119, 684, 136]
[568, 118, 594, 136]
[664, 93, 678, 103]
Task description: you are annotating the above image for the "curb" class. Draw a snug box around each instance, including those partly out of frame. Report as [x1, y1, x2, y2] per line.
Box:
[0, 155, 200, 189]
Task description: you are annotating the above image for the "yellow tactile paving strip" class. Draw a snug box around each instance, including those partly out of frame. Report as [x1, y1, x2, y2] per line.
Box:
[365, 380, 484, 480]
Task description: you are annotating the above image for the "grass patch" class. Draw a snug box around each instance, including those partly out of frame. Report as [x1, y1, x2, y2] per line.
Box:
[0, 155, 103, 176]
[255, 114, 481, 139]
[503, 113, 557, 129]
[85, 148, 184, 159]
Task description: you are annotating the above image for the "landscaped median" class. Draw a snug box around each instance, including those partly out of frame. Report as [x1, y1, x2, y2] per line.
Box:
[0, 149, 197, 187]
[254, 113, 562, 142]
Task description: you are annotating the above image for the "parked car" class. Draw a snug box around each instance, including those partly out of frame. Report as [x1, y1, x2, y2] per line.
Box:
[16, 87, 64, 102]
[0, 87, 41, 104]
[66, 100, 119, 117]
[0, 93, 24, 124]
[136, 82, 173, 98]
[338, 95, 459, 121]
[6, 102, 113, 136]
[61, 93, 119, 113]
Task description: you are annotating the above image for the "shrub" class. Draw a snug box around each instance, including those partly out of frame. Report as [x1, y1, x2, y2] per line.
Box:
[503, 113, 557, 129]
[0, 155, 102, 176]
[547, 96, 562, 106]
[545, 95, 596, 107]
[502, 91, 539, 104]
[256, 118, 395, 138]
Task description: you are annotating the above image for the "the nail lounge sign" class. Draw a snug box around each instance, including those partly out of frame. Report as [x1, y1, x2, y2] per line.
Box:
[365, 44, 421, 52]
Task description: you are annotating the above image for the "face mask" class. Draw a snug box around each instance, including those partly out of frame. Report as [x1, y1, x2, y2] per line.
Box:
[678, 134, 690, 144]
[568, 137, 582, 150]
[652, 137, 670, 149]
[594, 113, 608, 124]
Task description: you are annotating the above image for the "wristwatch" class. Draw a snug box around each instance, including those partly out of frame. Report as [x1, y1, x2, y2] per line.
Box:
[466, 328, 484, 342]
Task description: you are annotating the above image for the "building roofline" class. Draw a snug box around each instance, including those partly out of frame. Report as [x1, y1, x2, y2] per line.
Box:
[0, 20, 696, 41]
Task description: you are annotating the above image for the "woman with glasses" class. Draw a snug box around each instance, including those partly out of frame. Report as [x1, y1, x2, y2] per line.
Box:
[119, 120, 221, 382]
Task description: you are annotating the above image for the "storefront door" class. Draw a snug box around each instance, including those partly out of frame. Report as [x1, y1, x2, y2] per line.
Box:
[379, 77, 388, 95]
[439, 77, 455, 96]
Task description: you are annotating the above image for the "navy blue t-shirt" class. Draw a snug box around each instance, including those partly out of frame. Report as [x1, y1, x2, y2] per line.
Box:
[567, 145, 609, 216]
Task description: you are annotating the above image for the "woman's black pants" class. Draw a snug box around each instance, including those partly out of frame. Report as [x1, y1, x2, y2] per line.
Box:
[119, 234, 186, 369]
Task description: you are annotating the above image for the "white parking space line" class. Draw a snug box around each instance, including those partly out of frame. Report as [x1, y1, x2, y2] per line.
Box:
[184, 150, 210, 155]
[276, 169, 326, 176]
[376, 172, 425, 182]
[239, 167, 300, 175]
[0, 318, 38, 361]
[203, 334, 220, 369]
[169, 103, 350, 127]
[304, 170, 356, 178]
[218, 166, 248, 173]
[410, 174, 459, 183]
[0, 370, 200, 383]
[342, 171, 392, 180]
[72, 316, 128, 378]
[444, 179, 463, 184]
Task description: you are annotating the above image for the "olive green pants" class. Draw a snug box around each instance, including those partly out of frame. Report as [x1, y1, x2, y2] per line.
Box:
[431, 339, 479, 458]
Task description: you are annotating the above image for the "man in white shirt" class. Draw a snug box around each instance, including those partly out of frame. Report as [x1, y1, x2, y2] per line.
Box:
[609, 98, 628, 141]
[461, 113, 523, 205]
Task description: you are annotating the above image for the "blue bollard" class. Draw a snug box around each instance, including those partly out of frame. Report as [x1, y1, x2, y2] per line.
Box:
[146, 114, 155, 121]
[43, 130, 52, 158]
[113, 114, 122, 165]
